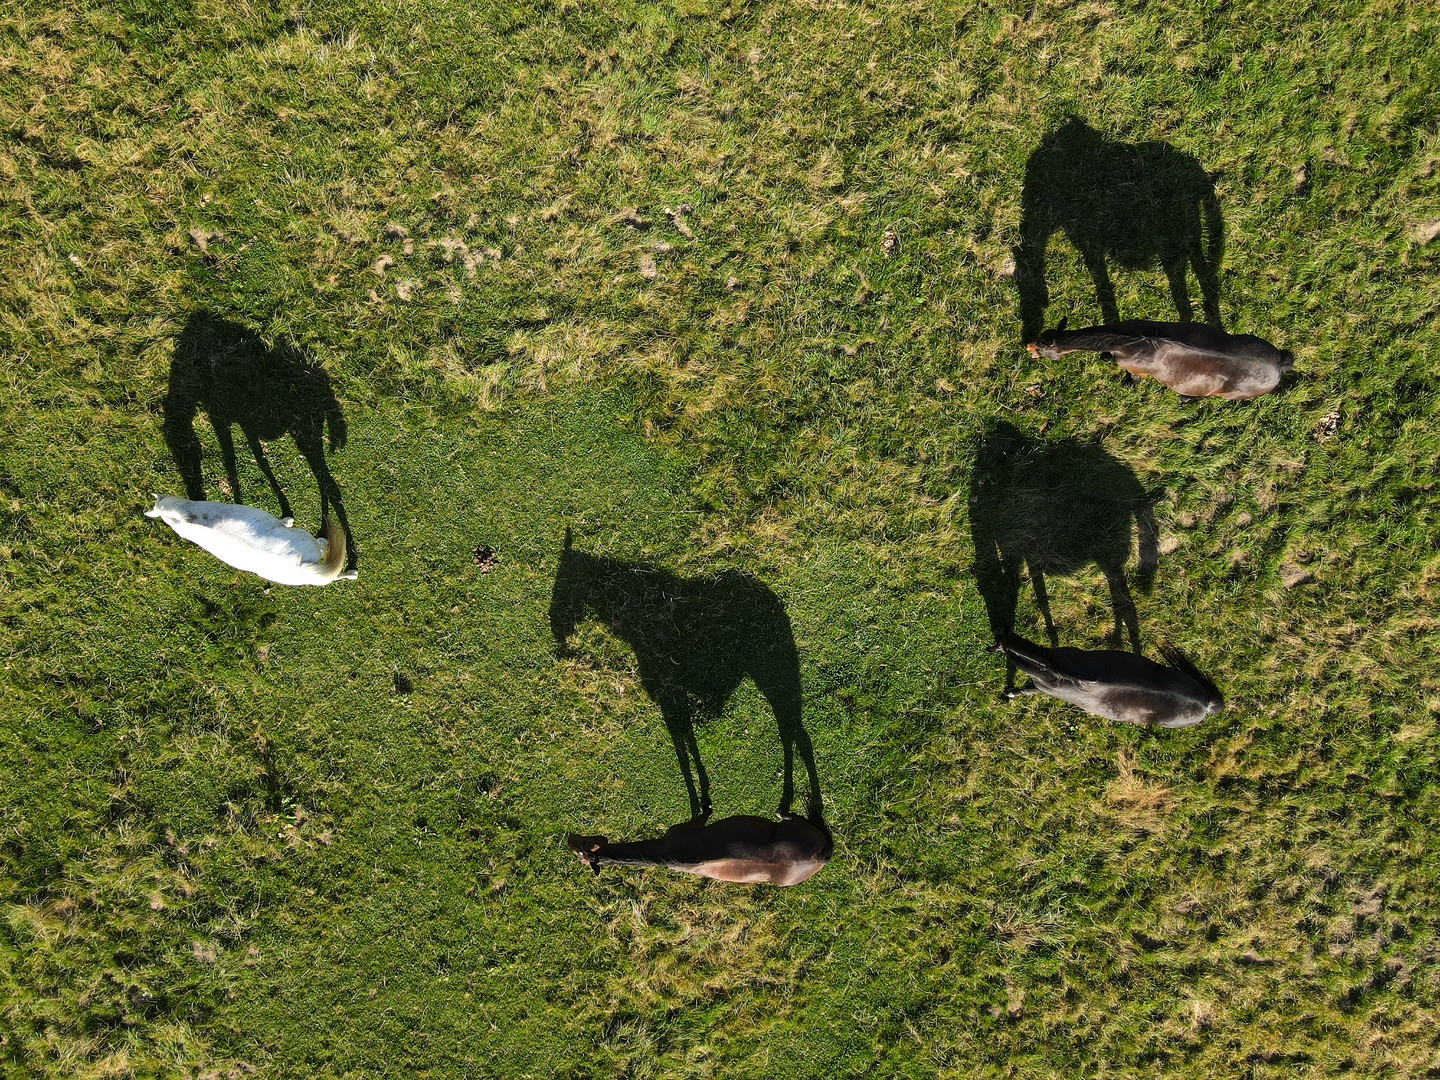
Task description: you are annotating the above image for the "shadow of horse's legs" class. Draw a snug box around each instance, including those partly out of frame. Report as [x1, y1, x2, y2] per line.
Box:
[164, 416, 207, 501]
[213, 420, 247, 505]
[1163, 253, 1195, 323]
[1013, 234, 1050, 342]
[1079, 244, 1120, 324]
[760, 681, 821, 818]
[657, 694, 709, 821]
[1193, 249, 1223, 328]
[1029, 568, 1061, 647]
[293, 425, 354, 566]
[241, 425, 294, 522]
[1103, 565, 1142, 651]
[973, 539, 1025, 692]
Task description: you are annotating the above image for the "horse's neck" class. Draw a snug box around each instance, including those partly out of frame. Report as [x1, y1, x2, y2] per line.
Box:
[594, 834, 695, 867]
[588, 566, 682, 636]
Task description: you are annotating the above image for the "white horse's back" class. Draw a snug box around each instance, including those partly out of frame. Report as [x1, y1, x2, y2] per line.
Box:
[146, 495, 353, 585]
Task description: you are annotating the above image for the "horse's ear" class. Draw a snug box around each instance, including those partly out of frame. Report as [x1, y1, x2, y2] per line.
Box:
[563, 526, 573, 551]
[1056, 316, 1068, 332]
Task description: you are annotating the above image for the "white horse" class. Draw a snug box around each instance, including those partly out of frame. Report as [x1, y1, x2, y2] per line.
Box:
[146, 494, 356, 585]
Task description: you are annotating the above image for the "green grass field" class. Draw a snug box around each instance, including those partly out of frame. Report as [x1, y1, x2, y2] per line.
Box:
[3, 0, 1439, 1075]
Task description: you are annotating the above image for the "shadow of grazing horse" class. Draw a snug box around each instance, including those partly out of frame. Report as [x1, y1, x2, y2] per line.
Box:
[548, 530, 821, 820]
[1014, 117, 1224, 341]
[969, 423, 1158, 683]
[163, 311, 353, 567]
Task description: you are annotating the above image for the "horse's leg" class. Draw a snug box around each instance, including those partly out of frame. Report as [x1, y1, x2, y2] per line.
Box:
[243, 425, 292, 524]
[1105, 564, 1141, 651]
[1030, 567, 1059, 647]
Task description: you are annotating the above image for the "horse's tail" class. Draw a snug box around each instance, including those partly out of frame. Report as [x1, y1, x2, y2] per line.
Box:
[318, 511, 354, 582]
[1158, 644, 1224, 713]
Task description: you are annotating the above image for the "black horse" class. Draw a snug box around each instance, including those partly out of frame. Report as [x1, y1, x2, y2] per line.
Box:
[969, 423, 1158, 674]
[548, 530, 821, 820]
[1014, 118, 1224, 340]
[163, 311, 353, 565]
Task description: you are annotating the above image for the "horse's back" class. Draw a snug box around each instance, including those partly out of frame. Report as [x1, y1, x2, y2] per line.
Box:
[1015, 640, 1214, 726]
[149, 495, 327, 583]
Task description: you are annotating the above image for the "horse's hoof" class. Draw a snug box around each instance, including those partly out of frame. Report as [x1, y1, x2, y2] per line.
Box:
[282, 516, 295, 527]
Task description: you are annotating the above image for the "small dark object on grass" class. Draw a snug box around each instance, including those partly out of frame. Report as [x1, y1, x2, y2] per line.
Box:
[393, 672, 413, 695]
[1027, 319, 1293, 400]
[568, 808, 832, 886]
[988, 628, 1224, 728]
[472, 545, 499, 572]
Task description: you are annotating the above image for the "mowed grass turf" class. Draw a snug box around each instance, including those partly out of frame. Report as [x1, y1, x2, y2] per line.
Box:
[2, 0, 1439, 1076]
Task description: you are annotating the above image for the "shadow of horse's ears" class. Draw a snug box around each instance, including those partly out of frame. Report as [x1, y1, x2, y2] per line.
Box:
[563, 525, 573, 551]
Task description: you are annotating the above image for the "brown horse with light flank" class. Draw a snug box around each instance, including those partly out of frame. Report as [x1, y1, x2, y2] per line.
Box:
[1027, 319, 1293, 401]
[568, 811, 832, 886]
[989, 628, 1224, 728]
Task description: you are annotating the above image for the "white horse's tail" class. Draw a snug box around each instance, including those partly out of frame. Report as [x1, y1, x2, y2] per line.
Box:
[318, 511, 355, 581]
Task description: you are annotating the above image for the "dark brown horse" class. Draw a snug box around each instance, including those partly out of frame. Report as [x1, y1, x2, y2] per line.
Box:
[548, 531, 821, 820]
[568, 810, 832, 886]
[1028, 319, 1293, 401]
[989, 628, 1223, 728]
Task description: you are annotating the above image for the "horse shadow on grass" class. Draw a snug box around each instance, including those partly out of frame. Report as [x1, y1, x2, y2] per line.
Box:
[548, 529, 822, 822]
[969, 422, 1159, 690]
[163, 310, 355, 569]
[1014, 117, 1224, 341]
